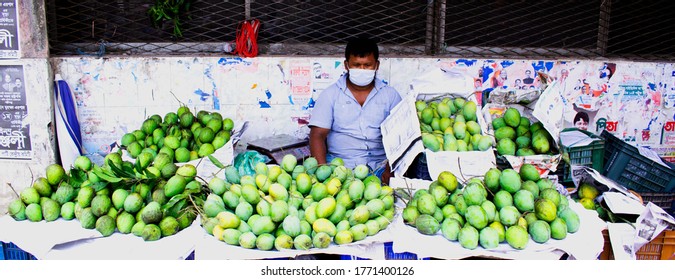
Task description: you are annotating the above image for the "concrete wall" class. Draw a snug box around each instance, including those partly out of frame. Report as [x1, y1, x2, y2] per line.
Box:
[0, 0, 56, 214]
[51, 56, 675, 161]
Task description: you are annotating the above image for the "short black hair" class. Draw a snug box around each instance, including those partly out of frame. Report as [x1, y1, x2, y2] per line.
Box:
[345, 37, 379, 61]
[574, 111, 589, 123]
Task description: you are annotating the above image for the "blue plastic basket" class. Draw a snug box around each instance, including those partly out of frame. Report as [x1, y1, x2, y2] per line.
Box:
[339, 254, 369, 260]
[384, 242, 429, 260]
[1, 242, 37, 260]
[414, 153, 432, 181]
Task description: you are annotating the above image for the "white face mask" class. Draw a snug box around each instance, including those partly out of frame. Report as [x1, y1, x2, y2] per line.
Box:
[348, 68, 376, 87]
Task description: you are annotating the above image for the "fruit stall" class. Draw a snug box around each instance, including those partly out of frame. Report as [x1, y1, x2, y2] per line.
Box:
[1, 66, 674, 261]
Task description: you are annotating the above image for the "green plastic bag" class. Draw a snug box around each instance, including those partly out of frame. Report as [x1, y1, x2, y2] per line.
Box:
[233, 150, 271, 177]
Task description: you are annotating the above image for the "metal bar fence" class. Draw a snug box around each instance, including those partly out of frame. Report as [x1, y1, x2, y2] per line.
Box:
[45, 0, 675, 60]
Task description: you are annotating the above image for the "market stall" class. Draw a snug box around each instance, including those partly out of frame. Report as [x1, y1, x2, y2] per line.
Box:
[2, 64, 674, 261]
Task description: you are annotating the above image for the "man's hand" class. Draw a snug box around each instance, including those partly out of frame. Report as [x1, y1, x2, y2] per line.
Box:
[309, 126, 330, 165]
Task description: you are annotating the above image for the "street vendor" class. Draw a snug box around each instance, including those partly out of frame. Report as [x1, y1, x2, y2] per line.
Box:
[308, 37, 402, 184]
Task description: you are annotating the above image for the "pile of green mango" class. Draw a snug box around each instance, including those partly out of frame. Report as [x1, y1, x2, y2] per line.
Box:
[402, 164, 580, 250]
[417, 97, 493, 152]
[492, 107, 554, 157]
[9, 152, 201, 242]
[120, 105, 235, 163]
[200, 154, 395, 251]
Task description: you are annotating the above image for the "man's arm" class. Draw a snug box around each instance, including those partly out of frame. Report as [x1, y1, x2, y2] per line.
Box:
[309, 126, 330, 165]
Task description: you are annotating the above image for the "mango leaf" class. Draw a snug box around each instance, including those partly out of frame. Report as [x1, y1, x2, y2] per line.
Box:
[108, 160, 137, 179]
[123, 163, 139, 177]
[163, 193, 188, 211]
[67, 168, 87, 188]
[175, 199, 188, 212]
[164, 198, 188, 218]
[92, 165, 123, 183]
[208, 155, 225, 169]
[191, 196, 204, 207]
[90, 181, 109, 192]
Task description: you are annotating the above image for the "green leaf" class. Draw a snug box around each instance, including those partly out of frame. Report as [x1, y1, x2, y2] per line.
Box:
[163, 193, 188, 211]
[108, 160, 136, 179]
[90, 182, 109, 192]
[173, 23, 182, 37]
[67, 168, 87, 188]
[97, 173, 122, 183]
[92, 166, 123, 183]
[207, 155, 225, 169]
[175, 199, 188, 212]
[192, 196, 204, 207]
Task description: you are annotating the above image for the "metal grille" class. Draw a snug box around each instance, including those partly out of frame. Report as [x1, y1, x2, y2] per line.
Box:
[46, 0, 245, 55]
[605, 0, 675, 61]
[45, 0, 675, 60]
[436, 0, 601, 58]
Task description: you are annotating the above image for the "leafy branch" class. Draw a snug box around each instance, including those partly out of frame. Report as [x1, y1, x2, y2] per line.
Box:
[147, 0, 192, 38]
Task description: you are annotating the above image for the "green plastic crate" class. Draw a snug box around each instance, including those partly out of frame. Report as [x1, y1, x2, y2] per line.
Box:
[601, 130, 675, 193]
[559, 128, 605, 183]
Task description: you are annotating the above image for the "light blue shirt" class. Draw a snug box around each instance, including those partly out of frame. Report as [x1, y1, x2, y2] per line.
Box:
[309, 75, 402, 170]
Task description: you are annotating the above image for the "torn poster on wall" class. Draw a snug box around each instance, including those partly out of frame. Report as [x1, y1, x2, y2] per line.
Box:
[0, 0, 19, 59]
[289, 60, 312, 107]
[0, 65, 30, 159]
